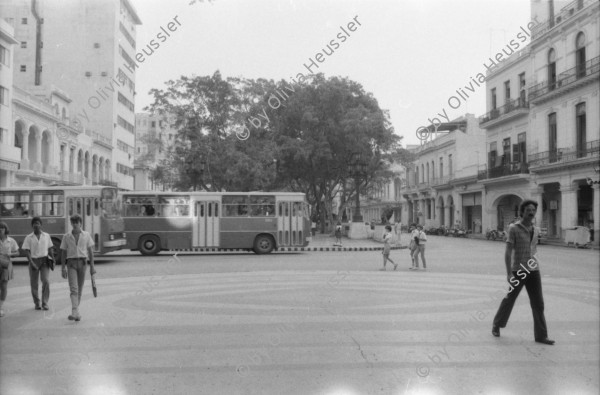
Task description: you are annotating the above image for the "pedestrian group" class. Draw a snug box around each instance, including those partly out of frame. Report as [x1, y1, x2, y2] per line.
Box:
[0, 214, 96, 321]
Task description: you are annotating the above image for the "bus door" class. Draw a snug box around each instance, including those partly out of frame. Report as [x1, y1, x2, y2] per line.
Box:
[277, 201, 304, 246]
[193, 200, 220, 247]
[88, 197, 101, 252]
[67, 197, 100, 251]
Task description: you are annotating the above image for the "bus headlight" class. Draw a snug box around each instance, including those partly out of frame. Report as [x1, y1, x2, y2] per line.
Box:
[109, 234, 115, 240]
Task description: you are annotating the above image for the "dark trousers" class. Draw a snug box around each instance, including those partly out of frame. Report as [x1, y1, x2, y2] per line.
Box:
[493, 270, 548, 340]
[29, 257, 50, 307]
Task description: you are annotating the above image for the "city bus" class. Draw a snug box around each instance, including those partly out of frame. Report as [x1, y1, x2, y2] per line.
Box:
[121, 191, 310, 255]
[0, 186, 126, 255]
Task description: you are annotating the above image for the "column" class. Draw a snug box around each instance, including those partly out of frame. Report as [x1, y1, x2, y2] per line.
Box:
[593, 184, 600, 246]
[47, 134, 57, 175]
[530, 185, 544, 226]
[86, 155, 92, 185]
[59, 144, 65, 180]
[21, 128, 30, 170]
[445, 205, 450, 227]
[69, 147, 75, 182]
[559, 185, 579, 239]
[34, 131, 42, 172]
[94, 157, 99, 183]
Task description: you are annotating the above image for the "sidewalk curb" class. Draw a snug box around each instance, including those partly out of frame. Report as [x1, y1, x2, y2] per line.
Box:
[276, 246, 408, 252]
[162, 246, 408, 253]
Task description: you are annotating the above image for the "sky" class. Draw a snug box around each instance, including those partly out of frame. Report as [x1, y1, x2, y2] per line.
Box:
[130, 0, 532, 146]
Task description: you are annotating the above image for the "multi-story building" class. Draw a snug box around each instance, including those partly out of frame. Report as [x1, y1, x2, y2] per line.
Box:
[480, 0, 599, 243]
[134, 112, 178, 190]
[1, 0, 141, 189]
[0, 18, 19, 187]
[345, 162, 408, 225]
[401, 114, 487, 234]
[478, 46, 532, 233]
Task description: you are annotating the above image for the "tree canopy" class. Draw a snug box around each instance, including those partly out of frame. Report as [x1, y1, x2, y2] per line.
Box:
[144, 72, 409, 227]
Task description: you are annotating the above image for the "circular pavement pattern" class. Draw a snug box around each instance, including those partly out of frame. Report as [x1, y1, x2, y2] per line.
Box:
[1, 270, 598, 395]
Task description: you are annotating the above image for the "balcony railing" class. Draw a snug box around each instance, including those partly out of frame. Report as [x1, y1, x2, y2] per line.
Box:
[430, 174, 454, 187]
[528, 140, 599, 167]
[479, 97, 529, 125]
[477, 162, 529, 180]
[94, 178, 118, 187]
[529, 56, 600, 102]
[531, 0, 597, 40]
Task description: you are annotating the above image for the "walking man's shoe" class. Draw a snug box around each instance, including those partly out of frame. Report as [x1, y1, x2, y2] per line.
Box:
[492, 326, 500, 337]
[35, 305, 41, 310]
[535, 338, 555, 345]
[42, 305, 49, 311]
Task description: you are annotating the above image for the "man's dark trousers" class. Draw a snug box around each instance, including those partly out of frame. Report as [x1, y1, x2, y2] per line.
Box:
[493, 270, 548, 340]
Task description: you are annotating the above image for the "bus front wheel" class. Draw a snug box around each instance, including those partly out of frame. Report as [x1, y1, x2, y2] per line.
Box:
[253, 235, 275, 254]
[139, 235, 161, 256]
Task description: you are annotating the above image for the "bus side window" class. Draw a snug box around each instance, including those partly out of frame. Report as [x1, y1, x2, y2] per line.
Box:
[214, 203, 218, 217]
[208, 203, 212, 217]
[94, 199, 99, 216]
[76, 199, 82, 215]
[200, 204, 204, 217]
[68, 199, 73, 216]
[86, 199, 91, 216]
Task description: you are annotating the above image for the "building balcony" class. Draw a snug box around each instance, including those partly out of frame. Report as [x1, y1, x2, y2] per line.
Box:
[58, 171, 84, 185]
[85, 129, 113, 149]
[95, 179, 118, 187]
[528, 56, 600, 104]
[528, 140, 599, 170]
[479, 98, 529, 128]
[531, 0, 597, 40]
[477, 162, 529, 180]
[430, 175, 454, 188]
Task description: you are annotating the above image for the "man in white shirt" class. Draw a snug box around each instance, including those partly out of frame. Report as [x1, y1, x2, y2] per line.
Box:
[22, 217, 54, 310]
[60, 214, 96, 321]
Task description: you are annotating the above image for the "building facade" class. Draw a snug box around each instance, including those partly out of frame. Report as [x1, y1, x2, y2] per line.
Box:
[0, 0, 141, 189]
[134, 112, 178, 191]
[345, 162, 408, 226]
[401, 114, 487, 233]
[0, 18, 19, 187]
[480, 0, 599, 242]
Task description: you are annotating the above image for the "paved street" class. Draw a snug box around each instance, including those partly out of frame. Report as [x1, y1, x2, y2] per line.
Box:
[1, 236, 598, 395]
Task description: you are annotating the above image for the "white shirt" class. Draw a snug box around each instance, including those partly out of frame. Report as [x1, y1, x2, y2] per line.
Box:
[22, 231, 53, 259]
[60, 230, 95, 259]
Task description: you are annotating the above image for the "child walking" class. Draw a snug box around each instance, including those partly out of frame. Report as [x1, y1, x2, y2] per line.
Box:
[334, 222, 343, 246]
[380, 225, 397, 271]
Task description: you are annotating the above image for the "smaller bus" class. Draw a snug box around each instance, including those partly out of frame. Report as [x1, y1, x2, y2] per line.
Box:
[122, 191, 310, 255]
[0, 186, 126, 255]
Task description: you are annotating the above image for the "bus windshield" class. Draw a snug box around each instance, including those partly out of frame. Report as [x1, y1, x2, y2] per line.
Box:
[101, 188, 122, 219]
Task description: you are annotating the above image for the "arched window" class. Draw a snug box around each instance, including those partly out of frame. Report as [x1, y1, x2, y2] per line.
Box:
[576, 32, 586, 78]
[547, 49, 556, 90]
